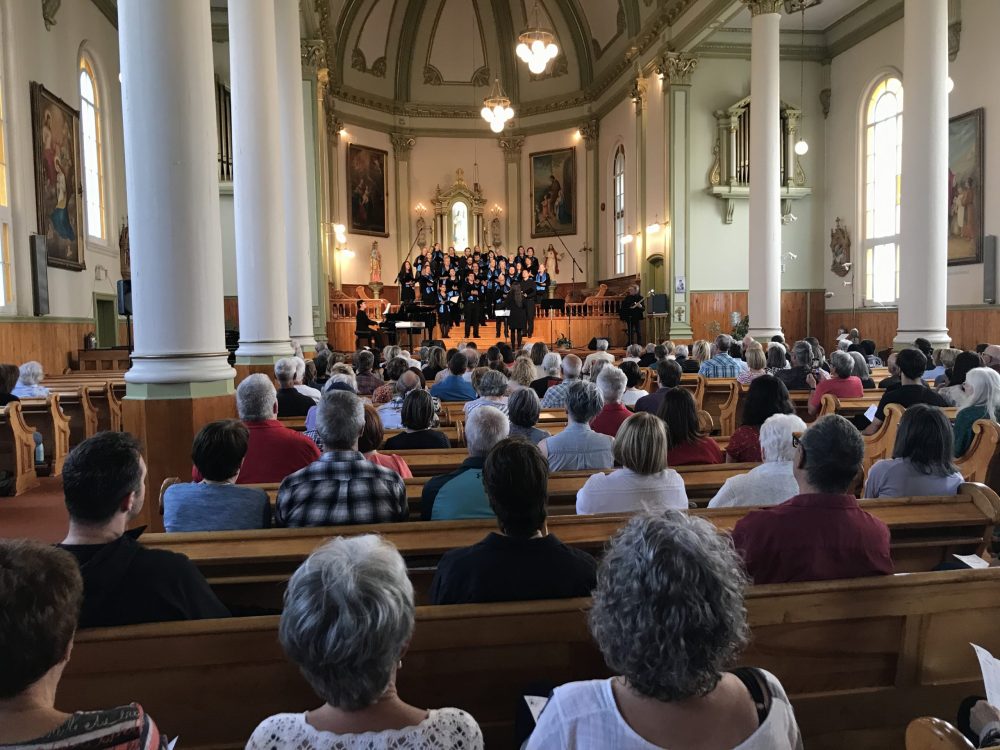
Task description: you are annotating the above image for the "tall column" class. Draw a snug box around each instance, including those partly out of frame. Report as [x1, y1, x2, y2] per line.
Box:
[499, 136, 525, 252]
[580, 120, 599, 284]
[119, 0, 237, 531]
[274, 1, 317, 353]
[230, 0, 294, 374]
[661, 53, 698, 339]
[744, 0, 783, 339]
[895, 0, 951, 348]
[391, 134, 416, 270]
[631, 77, 649, 294]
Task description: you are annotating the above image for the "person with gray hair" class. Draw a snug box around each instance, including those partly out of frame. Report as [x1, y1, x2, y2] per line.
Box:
[291, 357, 322, 402]
[622, 344, 643, 363]
[421, 406, 509, 521]
[463, 369, 510, 416]
[709, 414, 807, 508]
[540, 354, 583, 407]
[732, 414, 892, 584]
[507, 387, 549, 445]
[847, 351, 876, 388]
[527, 512, 802, 749]
[698, 333, 748, 379]
[275, 390, 407, 527]
[530, 351, 563, 399]
[807, 349, 863, 416]
[582, 338, 615, 377]
[247, 536, 483, 749]
[766, 342, 789, 372]
[376, 370, 422, 430]
[353, 349, 383, 396]
[590, 366, 630, 438]
[274, 358, 318, 417]
[218, 374, 319, 485]
[13, 361, 48, 398]
[776, 340, 828, 391]
[539, 381, 614, 471]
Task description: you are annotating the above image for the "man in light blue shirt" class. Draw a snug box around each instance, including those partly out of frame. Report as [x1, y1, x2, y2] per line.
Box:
[699, 334, 749, 379]
[430, 351, 477, 401]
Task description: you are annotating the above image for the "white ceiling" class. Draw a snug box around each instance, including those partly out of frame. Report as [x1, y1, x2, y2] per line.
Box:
[725, 0, 869, 31]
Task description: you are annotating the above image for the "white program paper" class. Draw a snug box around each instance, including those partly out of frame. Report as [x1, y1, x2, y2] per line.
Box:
[864, 404, 878, 422]
[167, 738, 179, 750]
[524, 695, 549, 724]
[972, 644, 1000, 706]
[954, 553, 990, 569]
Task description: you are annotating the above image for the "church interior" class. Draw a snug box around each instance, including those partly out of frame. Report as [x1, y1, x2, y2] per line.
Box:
[2, 0, 1000, 748]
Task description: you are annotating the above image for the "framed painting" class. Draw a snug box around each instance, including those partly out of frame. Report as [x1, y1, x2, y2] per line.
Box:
[948, 108, 984, 266]
[530, 147, 576, 238]
[30, 83, 85, 271]
[347, 143, 389, 237]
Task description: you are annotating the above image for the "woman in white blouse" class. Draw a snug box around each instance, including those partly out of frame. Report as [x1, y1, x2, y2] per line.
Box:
[576, 412, 688, 514]
[526, 512, 802, 749]
[708, 413, 806, 508]
[618, 361, 649, 407]
[246, 536, 483, 750]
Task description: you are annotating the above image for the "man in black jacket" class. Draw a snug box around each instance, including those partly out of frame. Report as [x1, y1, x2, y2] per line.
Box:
[462, 271, 482, 338]
[620, 283, 645, 345]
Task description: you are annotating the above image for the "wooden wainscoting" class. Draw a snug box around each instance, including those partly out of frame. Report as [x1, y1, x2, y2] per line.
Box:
[689, 290, 826, 344]
[823, 307, 1000, 352]
[0, 320, 99, 375]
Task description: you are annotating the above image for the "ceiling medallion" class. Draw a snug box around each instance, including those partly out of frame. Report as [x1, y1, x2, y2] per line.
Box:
[481, 79, 515, 134]
[516, 1, 559, 75]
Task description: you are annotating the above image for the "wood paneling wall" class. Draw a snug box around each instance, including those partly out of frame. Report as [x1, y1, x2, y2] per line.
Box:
[688, 291, 826, 344]
[823, 307, 1000, 352]
[0, 321, 98, 375]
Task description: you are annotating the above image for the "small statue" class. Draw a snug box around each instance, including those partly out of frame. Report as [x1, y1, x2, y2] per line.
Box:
[369, 241, 382, 284]
[830, 217, 851, 278]
[545, 243, 562, 274]
[415, 216, 427, 249]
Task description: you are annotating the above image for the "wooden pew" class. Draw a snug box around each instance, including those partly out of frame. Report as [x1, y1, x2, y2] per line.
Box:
[19, 394, 71, 476]
[59, 567, 1000, 749]
[58, 387, 99, 446]
[0, 402, 39, 495]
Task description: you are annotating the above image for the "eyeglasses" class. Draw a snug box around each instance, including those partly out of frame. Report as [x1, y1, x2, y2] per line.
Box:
[791, 432, 804, 449]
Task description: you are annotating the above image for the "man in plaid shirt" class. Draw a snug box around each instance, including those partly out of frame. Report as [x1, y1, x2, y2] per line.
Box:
[276, 390, 407, 527]
[698, 334, 749, 379]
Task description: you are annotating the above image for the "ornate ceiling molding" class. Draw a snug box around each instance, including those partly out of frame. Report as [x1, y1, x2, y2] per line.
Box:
[579, 119, 599, 150]
[301, 38, 326, 72]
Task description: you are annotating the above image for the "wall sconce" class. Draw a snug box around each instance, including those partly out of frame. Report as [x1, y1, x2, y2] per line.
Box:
[414, 203, 427, 217]
[622, 234, 634, 245]
[490, 203, 503, 219]
[646, 222, 661, 234]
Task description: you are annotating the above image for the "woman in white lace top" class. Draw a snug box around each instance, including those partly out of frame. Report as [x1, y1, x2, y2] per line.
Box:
[245, 536, 483, 750]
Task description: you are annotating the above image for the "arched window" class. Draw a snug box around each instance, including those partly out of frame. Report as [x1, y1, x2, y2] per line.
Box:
[0, 15, 12, 308]
[862, 76, 902, 304]
[79, 57, 105, 240]
[613, 146, 625, 275]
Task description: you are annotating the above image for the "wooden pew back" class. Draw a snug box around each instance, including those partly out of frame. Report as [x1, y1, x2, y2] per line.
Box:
[0, 402, 39, 495]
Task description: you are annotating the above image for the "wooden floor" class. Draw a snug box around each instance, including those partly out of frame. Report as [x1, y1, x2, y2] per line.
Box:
[0, 477, 68, 543]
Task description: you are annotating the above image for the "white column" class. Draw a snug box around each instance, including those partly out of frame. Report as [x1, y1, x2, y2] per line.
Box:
[895, 0, 951, 348]
[119, 0, 234, 392]
[230, 0, 293, 361]
[275, 0, 317, 352]
[745, 0, 783, 339]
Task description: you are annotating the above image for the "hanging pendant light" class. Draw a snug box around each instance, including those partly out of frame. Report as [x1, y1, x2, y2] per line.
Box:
[793, 6, 809, 156]
[516, 1, 559, 75]
[481, 79, 514, 133]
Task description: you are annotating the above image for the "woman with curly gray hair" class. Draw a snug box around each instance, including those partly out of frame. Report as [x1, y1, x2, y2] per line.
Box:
[527, 512, 802, 749]
[247, 535, 483, 749]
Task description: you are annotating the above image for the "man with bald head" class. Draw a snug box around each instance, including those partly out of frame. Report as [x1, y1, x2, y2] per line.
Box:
[540, 354, 583, 408]
[377, 369, 421, 429]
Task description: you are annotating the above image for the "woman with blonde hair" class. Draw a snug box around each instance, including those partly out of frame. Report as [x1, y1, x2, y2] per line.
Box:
[737, 343, 767, 385]
[576, 412, 688, 514]
[691, 339, 712, 366]
[509, 356, 536, 389]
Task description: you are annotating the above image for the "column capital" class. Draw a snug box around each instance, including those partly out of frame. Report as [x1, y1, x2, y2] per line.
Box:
[657, 52, 698, 87]
[301, 38, 325, 72]
[498, 135, 525, 163]
[317, 69, 343, 143]
[579, 119, 599, 151]
[390, 132, 416, 158]
[742, 0, 784, 16]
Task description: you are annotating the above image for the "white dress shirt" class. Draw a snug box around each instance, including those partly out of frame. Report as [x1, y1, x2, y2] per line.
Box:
[621, 388, 648, 407]
[576, 468, 688, 514]
[707, 461, 799, 508]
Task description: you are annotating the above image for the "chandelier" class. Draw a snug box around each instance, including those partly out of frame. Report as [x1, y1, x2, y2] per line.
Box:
[516, 1, 559, 75]
[481, 79, 515, 133]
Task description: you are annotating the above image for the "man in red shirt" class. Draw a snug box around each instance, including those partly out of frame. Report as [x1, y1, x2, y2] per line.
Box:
[731, 414, 892, 584]
[590, 366, 632, 438]
[193, 374, 319, 484]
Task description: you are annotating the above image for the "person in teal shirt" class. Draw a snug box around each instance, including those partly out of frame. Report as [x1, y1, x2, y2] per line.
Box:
[953, 367, 1000, 457]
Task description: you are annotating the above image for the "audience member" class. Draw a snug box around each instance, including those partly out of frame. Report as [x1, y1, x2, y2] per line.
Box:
[247, 536, 483, 749]
[539, 381, 613, 471]
[930, 348, 961, 386]
[726, 375, 794, 463]
[688, 339, 712, 372]
[12, 361, 49, 398]
[430, 439, 596, 605]
[589, 366, 631, 438]
[954, 367, 1000, 457]
[275, 357, 317, 417]
[847, 350, 876, 388]
[276, 391, 407, 527]
[422, 346, 448, 383]
[540, 354, 583, 407]
[913, 337, 935, 364]
[429, 352, 477, 401]
[422, 406, 508, 520]
[293, 358, 322, 401]
[359, 404, 412, 478]
[619, 361, 648, 407]
[879, 352, 901, 391]
[383, 390, 450, 450]
[622, 344, 643, 363]
[582, 339, 615, 377]
[710, 414, 806, 508]
[0, 363, 20, 405]
[577, 412, 688, 514]
[637, 343, 657, 367]
[808, 350, 863, 416]
[58, 432, 229, 627]
[353, 350, 383, 395]
[312, 350, 331, 389]
[372, 357, 409, 405]
[676, 343, 700, 373]
[0, 540, 170, 749]
[530, 352, 563, 397]
[982, 344, 1000, 374]
[462, 348, 480, 380]
[776, 341, 824, 391]
[634, 359, 682, 415]
[529, 342, 549, 380]
[864, 404, 963, 498]
[657, 388, 724, 466]
[765, 342, 788, 373]
[731, 414, 893, 584]
[509, 356, 536, 389]
[527, 512, 801, 749]
[938, 351, 983, 405]
[507, 388, 549, 445]
[165, 420, 270, 532]
[864, 349, 947, 435]
[377, 370, 422, 429]
[464, 369, 510, 415]
[737, 342, 767, 384]
[587, 357, 612, 385]
[697, 334, 747, 377]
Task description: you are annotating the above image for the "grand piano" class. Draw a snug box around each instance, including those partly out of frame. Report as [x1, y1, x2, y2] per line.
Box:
[380, 302, 437, 347]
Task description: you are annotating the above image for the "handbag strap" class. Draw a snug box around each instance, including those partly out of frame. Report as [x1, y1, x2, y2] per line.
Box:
[730, 667, 773, 727]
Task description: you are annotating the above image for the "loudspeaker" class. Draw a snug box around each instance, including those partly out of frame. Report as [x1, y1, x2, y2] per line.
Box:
[984, 235, 998, 304]
[422, 339, 445, 349]
[650, 293, 669, 314]
[29, 234, 49, 316]
[116, 279, 132, 316]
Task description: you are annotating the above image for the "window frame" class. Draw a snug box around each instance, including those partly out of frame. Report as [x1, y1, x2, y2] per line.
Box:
[79, 54, 107, 243]
[860, 74, 903, 307]
[612, 145, 625, 276]
[0, 5, 14, 312]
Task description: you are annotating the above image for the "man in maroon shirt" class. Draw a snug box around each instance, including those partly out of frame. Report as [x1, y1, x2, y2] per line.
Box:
[193, 374, 319, 485]
[731, 414, 892, 584]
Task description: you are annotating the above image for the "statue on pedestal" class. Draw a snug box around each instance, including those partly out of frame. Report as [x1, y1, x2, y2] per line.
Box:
[369, 240, 382, 284]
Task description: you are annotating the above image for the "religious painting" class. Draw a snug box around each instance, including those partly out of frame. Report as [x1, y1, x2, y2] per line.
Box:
[30, 83, 85, 271]
[948, 108, 984, 266]
[530, 147, 576, 238]
[347, 143, 388, 237]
